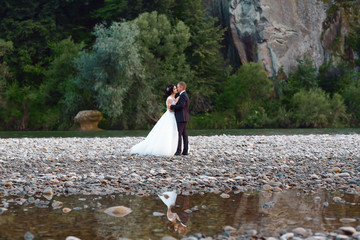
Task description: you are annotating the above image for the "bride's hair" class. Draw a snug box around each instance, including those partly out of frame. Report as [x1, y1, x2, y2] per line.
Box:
[165, 84, 175, 97]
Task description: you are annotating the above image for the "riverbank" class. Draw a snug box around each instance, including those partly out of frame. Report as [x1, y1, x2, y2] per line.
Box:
[0, 134, 359, 196]
[0, 134, 360, 240]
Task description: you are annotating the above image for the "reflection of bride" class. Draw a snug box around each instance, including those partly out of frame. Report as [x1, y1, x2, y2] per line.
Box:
[158, 191, 188, 235]
[158, 191, 179, 222]
[130, 85, 179, 156]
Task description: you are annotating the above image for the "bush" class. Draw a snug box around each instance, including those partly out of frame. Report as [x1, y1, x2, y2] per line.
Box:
[290, 88, 348, 127]
[341, 81, 360, 125]
[217, 62, 272, 120]
[318, 61, 353, 94]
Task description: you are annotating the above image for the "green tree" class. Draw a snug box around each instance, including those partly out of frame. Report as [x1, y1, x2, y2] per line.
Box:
[66, 21, 153, 128]
[170, 0, 227, 113]
[217, 62, 272, 121]
[287, 58, 318, 91]
[133, 11, 192, 100]
[92, 0, 175, 23]
[0, 39, 13, 86]
[341, 80, 360, 125]
[318, 61, 353, 94]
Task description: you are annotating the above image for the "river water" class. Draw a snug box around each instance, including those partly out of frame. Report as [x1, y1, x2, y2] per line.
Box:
[0, 190, 359, 239]
[0, 128, 359, 138]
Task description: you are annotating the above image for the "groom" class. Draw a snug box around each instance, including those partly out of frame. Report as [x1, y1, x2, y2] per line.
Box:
[170, 81, 189, 156]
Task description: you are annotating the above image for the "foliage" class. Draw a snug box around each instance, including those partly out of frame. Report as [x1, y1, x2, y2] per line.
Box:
[66, 21, 154, 128]
[133, 11, 192, 101]
[0, 39, 13, 90]
[341, 80, 360, 124]
[287, 58, 318, 92]
[92, 0, 175, 23]
[0, 1, 359, 130]
[0, 82, 43, 130]
[346, 22, 360, 66]
[318, 61, 353, 94]
[217, 62, 272, 120]
[290, 88, 348, 128]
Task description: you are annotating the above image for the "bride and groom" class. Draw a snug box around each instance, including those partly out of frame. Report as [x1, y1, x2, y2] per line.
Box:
[130, 81, 189, 156]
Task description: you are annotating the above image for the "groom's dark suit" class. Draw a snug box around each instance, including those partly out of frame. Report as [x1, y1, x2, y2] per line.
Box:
[170, 91, 189, 155]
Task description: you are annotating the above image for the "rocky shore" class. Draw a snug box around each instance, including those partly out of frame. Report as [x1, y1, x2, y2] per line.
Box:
[1, 134, 359, 197]
[0, 134, 359, 240]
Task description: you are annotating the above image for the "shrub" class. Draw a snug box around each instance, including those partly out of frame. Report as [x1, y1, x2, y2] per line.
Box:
[217, 62, 272, 120]
[290, 88, 348, 127]
[341, 81, 360, 125]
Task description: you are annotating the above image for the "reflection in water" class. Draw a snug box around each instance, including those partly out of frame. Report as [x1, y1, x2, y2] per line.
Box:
[158, 191, 190, 235]
[0, 190, 359, 239]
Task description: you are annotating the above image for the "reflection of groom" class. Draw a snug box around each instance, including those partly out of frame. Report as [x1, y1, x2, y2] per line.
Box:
[170, 81, 189, 156]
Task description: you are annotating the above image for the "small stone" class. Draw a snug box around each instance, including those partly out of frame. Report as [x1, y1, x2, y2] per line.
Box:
[62, 208, 72, 213]
[0, 207, 8, 214]
[65, 181, 74, 187]
[4, 182, 12, 188]
[263, 184, 272, 191]
[153, 212, 165, 217]
[333, 197, 342, 202]
[246, 229, 257, 236]
[162, 236, 177, 240]
[220, 193, 230, 198]
[340, 218, 357, 223]
[52, 200, 63, 209]
[50, 179, 60, 185]
[311, 174, 319, 180]
[339, 173, 350, 178]
[292, 227, 309, 237]
[335, 234, 350, 240]
[24, 232, 34, 240]
[352, 232, 360, 239]
[331, 167, 341, 173]
[65, 237, 81, 240]
[339, 227, 356, 235]
[43, 187, 53, 196]
[280, 233, 294, 240]
[224, 226, 236, 233]
[104, 206, 132, 217]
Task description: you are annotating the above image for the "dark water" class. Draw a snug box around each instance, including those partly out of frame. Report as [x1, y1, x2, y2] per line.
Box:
[0, 190, 359, 239]
[0, 128, 359, 138]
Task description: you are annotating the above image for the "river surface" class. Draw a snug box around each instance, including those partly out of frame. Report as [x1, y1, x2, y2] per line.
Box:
[0, 128, 359, 138]
[0, 190, 359, 239]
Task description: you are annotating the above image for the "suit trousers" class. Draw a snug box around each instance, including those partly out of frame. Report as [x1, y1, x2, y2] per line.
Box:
[176, 122, 188, 154]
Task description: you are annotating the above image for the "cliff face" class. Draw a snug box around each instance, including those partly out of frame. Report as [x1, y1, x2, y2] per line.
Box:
[207, 0, 353, 76]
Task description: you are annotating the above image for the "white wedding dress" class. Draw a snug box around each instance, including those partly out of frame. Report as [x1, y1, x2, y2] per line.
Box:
[130, 97, 178, 156]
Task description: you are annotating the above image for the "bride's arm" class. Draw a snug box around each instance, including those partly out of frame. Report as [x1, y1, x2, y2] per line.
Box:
[175, 96, 179, 104]
[167, 98, 173, 111]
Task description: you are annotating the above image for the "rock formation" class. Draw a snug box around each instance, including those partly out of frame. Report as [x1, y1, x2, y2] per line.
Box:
[206, 0, 355, 76]
[74, 110, 103, 131]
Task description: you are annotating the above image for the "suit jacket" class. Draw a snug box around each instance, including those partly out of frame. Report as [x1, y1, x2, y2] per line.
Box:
[170, 91, 189, 122]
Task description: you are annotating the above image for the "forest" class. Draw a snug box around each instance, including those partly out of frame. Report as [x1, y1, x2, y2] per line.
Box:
[0, 0, 359, 130]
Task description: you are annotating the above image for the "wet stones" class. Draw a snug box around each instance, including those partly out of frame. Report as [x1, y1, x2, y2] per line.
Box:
[103, 206, 132, 217]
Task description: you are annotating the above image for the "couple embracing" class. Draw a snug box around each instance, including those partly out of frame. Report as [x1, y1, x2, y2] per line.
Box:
[130, 81, 189, 156]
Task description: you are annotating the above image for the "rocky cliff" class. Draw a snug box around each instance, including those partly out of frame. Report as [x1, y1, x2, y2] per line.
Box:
[206, 0, 356, 76]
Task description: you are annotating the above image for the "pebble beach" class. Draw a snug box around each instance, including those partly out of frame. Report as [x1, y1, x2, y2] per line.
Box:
[0, 134, 360, 240]
[1, 134, 359, 196]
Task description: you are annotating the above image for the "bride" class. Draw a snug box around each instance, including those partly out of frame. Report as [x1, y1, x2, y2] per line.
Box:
[130, 84, 179, 156]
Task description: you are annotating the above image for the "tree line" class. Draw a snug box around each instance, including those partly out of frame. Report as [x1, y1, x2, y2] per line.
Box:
[0, 0, 359, 130]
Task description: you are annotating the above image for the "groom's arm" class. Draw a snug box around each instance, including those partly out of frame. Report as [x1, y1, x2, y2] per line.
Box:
[170, 94, 186, 110]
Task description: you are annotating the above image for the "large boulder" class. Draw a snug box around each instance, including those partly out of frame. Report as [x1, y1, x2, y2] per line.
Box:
[74, 110, 103, 131]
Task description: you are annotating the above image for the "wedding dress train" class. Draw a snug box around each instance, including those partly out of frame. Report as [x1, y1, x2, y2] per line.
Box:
[130, 97, 178, 156]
